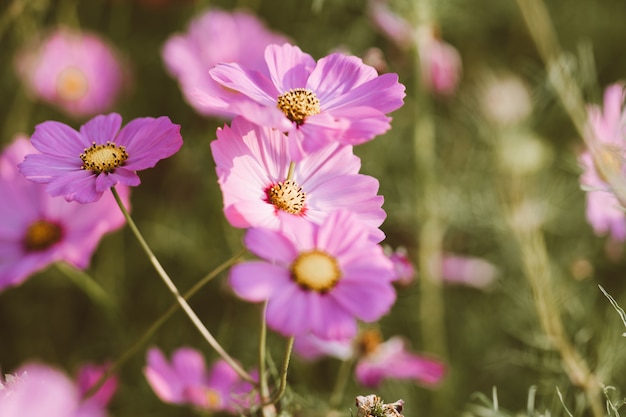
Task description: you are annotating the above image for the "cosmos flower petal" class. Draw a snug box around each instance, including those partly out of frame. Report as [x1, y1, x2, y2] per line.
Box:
[19, 153, 81, 183]
[265, 43, 316, 91]
[307, 52, 379, 102]
[333, 276, 396, 322]
[79, 113, 122, 144]
[230, 261, 291, 301]
[144, 348, 186, 403]
[265, 285, 311, 337]
[244, 225, 298, 262]
[45, 169, 101, 203]
[210, 63, 277, 106]
[30, 121, 90, 155]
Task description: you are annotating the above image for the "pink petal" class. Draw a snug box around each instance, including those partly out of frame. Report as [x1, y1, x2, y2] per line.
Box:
[30, 121, 90, 156]
[244, 227, 298, 263]
[210, 63, 277, 106]
[265, 43, 316, 91]
[229, 261, 291, 302]
[323, 72, 405, 114]
[78, 113, 122, 144]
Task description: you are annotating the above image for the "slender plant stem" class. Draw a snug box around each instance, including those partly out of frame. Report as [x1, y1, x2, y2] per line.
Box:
[328, 357, 355, 409]
[110, 187, 254, 383]
[258, 301, 271, 405]
[84, 245, 247, 398]
[286, 161, 296, 181]
[264, 336, 295, 406]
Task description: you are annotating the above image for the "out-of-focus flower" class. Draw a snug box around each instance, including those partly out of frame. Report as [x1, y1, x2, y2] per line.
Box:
[417, 29, 462, 96]
[229, 210, 396, 340]
[362, 47, 389, 74]
[19, 113, 182, 203]
[294, 333, 354, 361]
[355, 330, 445, 388]
[497, 131, 552, 176]
[211, 117, 386, 242]
[144, 347, 255, 412]
[15, 28, 125, 118]
[75, 363, 118, 408]
[356, 394, 405, 417]
[163, 9, 288, 118]
[479, 73, 532, 127]
[210, 43, 405, 161]
[367, 0, 413, 49]
[441, 254, 498, 289]
[385, 246, 415, 285]
[579, 83, 626, 240]
[0, 137, 128, 292]
[0, 363, 108, 417]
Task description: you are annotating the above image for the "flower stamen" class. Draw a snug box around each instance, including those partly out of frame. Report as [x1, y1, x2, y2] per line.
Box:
[277, 88, 321, 125]
[268, 179, 306, 214]
[80, 141, 128, 174]
[56, 67, 89, 101]
[23, 220, 63, 252]
[291, 250, 341, 292]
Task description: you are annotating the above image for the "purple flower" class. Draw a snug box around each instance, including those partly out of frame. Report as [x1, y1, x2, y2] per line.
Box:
[210, 43, 405, 161]
[579, 83, 626, 240]
[229, 210, 396, 340]
[367, 0, 414, 49]
[15, 28, 125, 117]
[144, 347, 255, 412]
[163, 9, 288, 118]
[417, 30, 462, 96]
[355, 332, 445, 388]
[0, 363, 108, 417]
[211, 117, 386, 242]
[385, 246, 415, 285]
[441, 254, 498, 289]
[19, 113, 182, 203]
[75, 363, 118, 409]
[0, 137, 128, 292]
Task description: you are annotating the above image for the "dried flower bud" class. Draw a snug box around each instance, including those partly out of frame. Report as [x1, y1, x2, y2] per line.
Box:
[355, 394, 405, 417]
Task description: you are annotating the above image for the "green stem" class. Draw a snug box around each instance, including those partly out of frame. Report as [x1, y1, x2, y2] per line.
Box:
[328, 357, 355, 409]
[56, 262, 118, 316]
[264, 336, 295, 406]
[84, 243, 247, 398]
[258, 301, 270, 404]
[110, 187, 254, 383]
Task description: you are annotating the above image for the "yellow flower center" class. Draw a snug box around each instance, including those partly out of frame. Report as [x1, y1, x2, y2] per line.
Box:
[56, 67, 89, 101]
[593, 146, 622, 183]
[277, 88, 321, 125]
[268, 179, 306, 214]
[291, 250, 341, 292]
[205, 388, 222, 409]
[24, 220, 63, 252]
[357, 329, 383, 356]
[80, 141, 128, 174]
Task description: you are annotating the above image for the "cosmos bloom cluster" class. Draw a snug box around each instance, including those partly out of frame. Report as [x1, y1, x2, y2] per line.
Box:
[579, 83, 626, 242]
[207, 37, 406, 341]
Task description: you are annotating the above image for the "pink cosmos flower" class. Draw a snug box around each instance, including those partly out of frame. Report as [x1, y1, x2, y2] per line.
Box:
[211, 117, 386, 242]
[19, 113, 182, 203]
[294, 333, 354, 361]
[417, 30, 462, 96]
[209, 43, 406, 161]
[441, 254, 498, 289]
[579, 84, 626, 240]
[385, 246, 415, 285]
[355, 332, 445, 388]
[0, 137, 129, 292]
[229, 210, 396, 340]
[0, 363, 108, 417]
[162, 9, 288, 118]
[75, 363, 118, 408]
[144, 347, 255, 412]
[15, 28, 125, 117]
[367, 0, 414, 49]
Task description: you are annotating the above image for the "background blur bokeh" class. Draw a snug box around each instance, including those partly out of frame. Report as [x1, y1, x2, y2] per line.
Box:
[3, 0, 626, 416]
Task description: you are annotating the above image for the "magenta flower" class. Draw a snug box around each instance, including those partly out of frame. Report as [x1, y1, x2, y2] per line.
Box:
[579, 83, 626, 240]
[230, 210, 396, 340]
[75, 363, 118, 409]
[144, 347, 255, 412]
[355, 333, 445, 388]
[0, 363, 108, 417]
[385, 246, 416, 285]
[294, 333, 354, 361]
[211, 117, 386, 242]
[417, 30, 462, 96]
[19, 113, 182, 203]
[441, 254, 498, 289]
[210, 43, 406, 160]
[0, 137, 129, 292]
[15, 28, 125, 117]
[163, 9, 288, 118]
[367, 0, 414, 49]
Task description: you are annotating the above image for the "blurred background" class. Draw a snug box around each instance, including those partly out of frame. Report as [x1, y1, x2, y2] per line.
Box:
[2, 0, 626, 416]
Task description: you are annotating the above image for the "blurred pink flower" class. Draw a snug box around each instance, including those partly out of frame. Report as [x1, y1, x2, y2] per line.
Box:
[211, 117, 386, 242]
[386, 246, 415, 285]
[441, 254, 498, 289]
[355, 332, 445, 388]
[19, 113, 182, 203]
[294, 333, 354, 361]
[144, 347, 255, 412]
[0, 137, 128, 292]
[417, 31, 462, 96]
[230, 210, 396, 340]
[15, 28, 125, 118]
[367, 0, 413, 49]
[210, 43, 405, 161]
[0, 363, 108, 417]
[75, 363, 118, 409]
[579, 83, 626, 240]
[163, 9, 288, 118]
